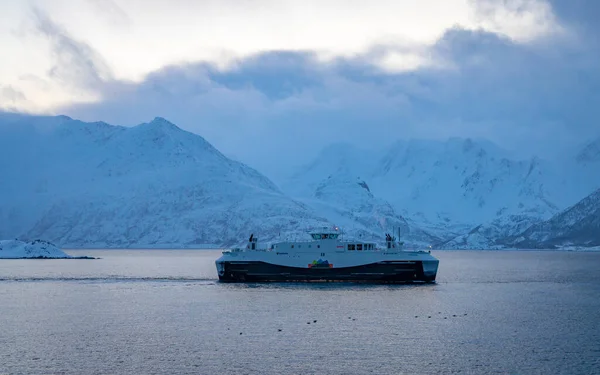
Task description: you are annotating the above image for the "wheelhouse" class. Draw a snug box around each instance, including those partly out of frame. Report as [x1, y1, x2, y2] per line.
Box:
[346, 243, 376, 251]
[310, 232, 340, 240]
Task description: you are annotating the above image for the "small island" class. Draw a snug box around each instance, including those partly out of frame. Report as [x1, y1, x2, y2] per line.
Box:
[0, 239, 94, 259]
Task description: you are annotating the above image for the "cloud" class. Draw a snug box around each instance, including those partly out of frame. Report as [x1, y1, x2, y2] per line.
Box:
[0, 85, 27, 111]
[84, 0, 131, 28]
[3, 0, 563, 87]
[469, 0, 562, 42]
[30, 7, 112, 90]
[55, 13, 600, 180]
[3, 0, 596, 178]
[0, 6, 116, 112]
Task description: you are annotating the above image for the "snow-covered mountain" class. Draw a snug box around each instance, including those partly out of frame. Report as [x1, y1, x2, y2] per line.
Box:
[506, 188, 600, 248]
[290, 172, 441, 248]
[282, 137, 600, 249]
[282, 143, 377, 197]
[371, 139, 569, 224]
[437, 213, 546, 250]
[0, 114, 331, 247]
[2, 112, 598, 249]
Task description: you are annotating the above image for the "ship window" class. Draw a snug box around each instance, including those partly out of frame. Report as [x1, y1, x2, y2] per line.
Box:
[317, 245, 320, 248]
[291, 245, 294, 248]
[308, 245, 311, 248]
[348, 244, 355, 250]
[357, 244, 363, 251]
[312, 234, 319, 240]
[298, 245, 301, 248]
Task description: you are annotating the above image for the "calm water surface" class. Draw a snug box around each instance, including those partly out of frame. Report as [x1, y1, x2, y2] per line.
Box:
[1, 250, 599, 375]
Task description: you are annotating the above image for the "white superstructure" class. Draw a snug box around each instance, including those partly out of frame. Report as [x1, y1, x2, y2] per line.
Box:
[216, 226, 439, 282]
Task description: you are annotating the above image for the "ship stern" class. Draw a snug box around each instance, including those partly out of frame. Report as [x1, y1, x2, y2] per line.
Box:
[421, 258, 439, 282]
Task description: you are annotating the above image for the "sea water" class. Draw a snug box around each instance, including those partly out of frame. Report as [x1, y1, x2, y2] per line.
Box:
[0, 250, 599, 375]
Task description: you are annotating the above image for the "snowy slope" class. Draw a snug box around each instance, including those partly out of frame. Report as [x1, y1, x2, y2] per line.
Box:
[0, 239, 71, 258]
[507, 188, 600, 248]
[438, 214, 545, 250]
[293, 173, 441, 248]
[370, 138, 565, 225]
[284, 137, 600, 249]
[442, 137, 600, 250]
[0, 114, 330, 247]
[281, 143, 377, 197]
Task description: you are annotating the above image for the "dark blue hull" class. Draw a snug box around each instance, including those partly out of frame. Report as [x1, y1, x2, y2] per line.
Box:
[218, 260, 436, 283]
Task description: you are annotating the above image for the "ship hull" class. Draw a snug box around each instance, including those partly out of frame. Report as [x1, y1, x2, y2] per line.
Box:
[217, 260, 437, 283]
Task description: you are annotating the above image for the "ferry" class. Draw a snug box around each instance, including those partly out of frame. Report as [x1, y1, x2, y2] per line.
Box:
[215, 227, 439, 283]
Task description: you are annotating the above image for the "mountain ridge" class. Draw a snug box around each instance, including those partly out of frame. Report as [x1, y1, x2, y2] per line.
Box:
[1, 113, 598, 249]
[506, 188, 600, 248]
[0, 114, 330, 246]
[284, 136, 600, 249]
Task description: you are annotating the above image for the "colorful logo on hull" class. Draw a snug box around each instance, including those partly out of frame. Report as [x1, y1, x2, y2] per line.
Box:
[308, 258, 333, 269]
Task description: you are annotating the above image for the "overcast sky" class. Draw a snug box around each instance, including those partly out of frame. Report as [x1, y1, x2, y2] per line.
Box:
[0, 0, 598, 176]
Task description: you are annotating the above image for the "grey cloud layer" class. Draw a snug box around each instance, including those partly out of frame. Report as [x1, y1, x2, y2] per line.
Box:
[15, 1, 597, 176]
